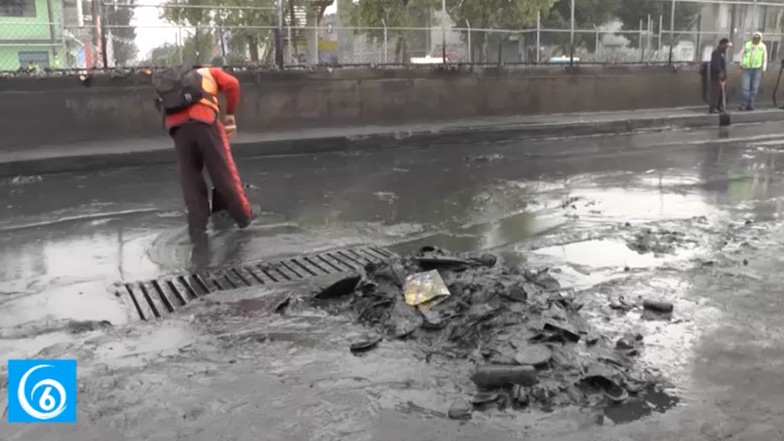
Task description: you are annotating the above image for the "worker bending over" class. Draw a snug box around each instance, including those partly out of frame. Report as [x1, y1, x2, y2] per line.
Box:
[153, 65, 257, 240]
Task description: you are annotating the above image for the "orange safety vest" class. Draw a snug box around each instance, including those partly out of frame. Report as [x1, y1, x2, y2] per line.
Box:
[196, 67, 221, 113]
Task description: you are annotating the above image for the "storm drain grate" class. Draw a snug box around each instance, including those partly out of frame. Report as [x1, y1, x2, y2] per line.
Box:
[118, 245, 395, 321]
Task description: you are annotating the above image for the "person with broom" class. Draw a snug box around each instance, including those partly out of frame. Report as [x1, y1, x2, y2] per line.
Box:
[152, 65, 260, 241]
[709, 38, 730, 114]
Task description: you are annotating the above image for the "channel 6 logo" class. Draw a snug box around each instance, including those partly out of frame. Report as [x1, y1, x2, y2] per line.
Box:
[6, 359, 77, 423]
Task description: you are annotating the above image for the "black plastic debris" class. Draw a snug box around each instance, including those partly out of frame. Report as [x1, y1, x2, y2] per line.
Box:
[316, 247, 665, 414]
[365, 260, 407, 288]
[274, 295, 291, 314]
[642, 299, 673, 314]
[66, 319, 113, 334]
[499, 281, 529, 302]
[609, 297, 635, 312]
[415, 256, 472, 271]
[470, 365, 538, 389]
[448, 399, 472, 420]
[470, 392, 500, 405]
[316, 274, 362, 299]
[387, 301, 422, 339]
[525, 268, 561, 291]
[510, 384, 530, 406]
[615, 333, 643, 351]
[514, 345, 553, 368]
[471, 253, 498, 267]
[349, 333, 382, 354]
[542, 322, 581, 343]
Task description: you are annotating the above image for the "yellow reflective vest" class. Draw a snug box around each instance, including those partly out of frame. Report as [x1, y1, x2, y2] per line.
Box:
[742, 41, 766, 69]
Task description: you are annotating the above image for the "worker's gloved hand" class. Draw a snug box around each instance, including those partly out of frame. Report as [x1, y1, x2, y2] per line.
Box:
[224, 115, 237, 139]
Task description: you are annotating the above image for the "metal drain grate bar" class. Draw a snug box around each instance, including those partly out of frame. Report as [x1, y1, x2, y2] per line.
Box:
[117, 245, 394, 321]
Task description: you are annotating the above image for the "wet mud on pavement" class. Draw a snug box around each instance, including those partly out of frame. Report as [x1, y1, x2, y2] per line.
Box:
[4, 122, 784, 439]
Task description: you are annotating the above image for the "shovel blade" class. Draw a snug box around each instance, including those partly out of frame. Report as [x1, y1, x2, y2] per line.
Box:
[719, 112, 731, 127]
[211, 187, 228, 213]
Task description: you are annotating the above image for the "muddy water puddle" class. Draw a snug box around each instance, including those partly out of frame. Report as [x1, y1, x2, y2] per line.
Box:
[532, 239, 697, 269]
[2, 146, 763, 439]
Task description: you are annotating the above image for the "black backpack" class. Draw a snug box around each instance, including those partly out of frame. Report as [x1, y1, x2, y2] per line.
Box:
[152, 65, 205, 114]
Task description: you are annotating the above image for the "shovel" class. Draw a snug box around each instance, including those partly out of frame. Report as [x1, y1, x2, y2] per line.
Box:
[211, 187, 227, 213]
[719, 81, 731, 127]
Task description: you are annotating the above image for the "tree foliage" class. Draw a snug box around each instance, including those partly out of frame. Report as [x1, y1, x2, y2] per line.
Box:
[541, 0, 618, 51]
[161, 0, 276, 63]
[139, 34, 212, 66]
[213, 0, 276, 62]
[615, 0, 701, 35]
[448, 0, 551, 30]
[104, 0, 138, 65]
[350, 0, 438, 61]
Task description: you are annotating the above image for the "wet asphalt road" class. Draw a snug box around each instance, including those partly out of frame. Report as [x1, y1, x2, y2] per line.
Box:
[3, 122, 784, 439]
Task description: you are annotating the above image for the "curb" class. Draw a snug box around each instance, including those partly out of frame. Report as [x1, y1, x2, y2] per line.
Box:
[2, 109, 783, 177]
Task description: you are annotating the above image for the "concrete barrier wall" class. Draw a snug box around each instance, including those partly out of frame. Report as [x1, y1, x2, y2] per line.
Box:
[0, 64, 771, 149]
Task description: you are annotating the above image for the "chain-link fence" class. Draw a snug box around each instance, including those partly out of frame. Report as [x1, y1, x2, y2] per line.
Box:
[1, 0, 783, 71]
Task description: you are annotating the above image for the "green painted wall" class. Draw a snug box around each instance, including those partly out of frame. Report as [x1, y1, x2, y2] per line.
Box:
[0, 0, 65, 70]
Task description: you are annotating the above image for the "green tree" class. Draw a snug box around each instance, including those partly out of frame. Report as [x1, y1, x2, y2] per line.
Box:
[162, 0, 278, 64]
[616, 0, 701, 47]
[350, 0, 437, 63]
[140, 42, 181, 65]
[448, 0, 552, 61]
[139, 35, 212, 66]
[542, 0, 620, 52]
[284, 0, 341, 63]
[214, 0, 276, 63]
[161, 0, 215, 64]
[105, 0, 139, 65]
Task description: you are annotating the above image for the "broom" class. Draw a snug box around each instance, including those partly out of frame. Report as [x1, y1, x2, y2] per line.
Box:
[719, 81, 731, 127]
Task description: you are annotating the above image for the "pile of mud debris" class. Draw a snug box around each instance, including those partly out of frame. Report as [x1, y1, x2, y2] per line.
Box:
[315, 247, 669, 416]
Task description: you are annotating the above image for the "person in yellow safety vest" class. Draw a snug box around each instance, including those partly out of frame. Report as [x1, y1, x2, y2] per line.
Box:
[739, 31, 768, 111]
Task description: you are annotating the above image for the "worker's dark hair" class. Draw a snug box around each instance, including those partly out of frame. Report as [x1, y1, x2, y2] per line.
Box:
[719, 38, 730, 45]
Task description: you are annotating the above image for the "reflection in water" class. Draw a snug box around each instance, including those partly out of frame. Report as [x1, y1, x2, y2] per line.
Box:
[604, 385, 680, 424]
[391, 211, 565, 256]
[567, 186, 717, 222]
[533, 239, 697, 269]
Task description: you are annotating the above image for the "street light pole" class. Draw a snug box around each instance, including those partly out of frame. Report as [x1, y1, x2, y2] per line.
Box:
[569, 0, 575, 66]
[441, 0, 447, 64]
[275, 0, 284, 69]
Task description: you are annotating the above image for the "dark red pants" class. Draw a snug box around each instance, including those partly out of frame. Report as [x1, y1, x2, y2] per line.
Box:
[171, 121, 251, 236]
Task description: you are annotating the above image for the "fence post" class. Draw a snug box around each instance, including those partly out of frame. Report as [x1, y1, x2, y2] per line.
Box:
[314, 18, 319, 65]
[441, 0, 447, 64]
[98, 1, 108, 68]
[275, 0, 284, 69]
[59, 0, 67, 68]
[658, 14, 663, 51]
[287, 25, 292, 64]
[466, 19, 471, 63]
[536, 10, 540, 63]
[668, 0, 675, 65]
[569, 0, 575, 66]
[752, 0, 758, 31]
[382, 19, 388, 64]
[639, 19, 644, 63]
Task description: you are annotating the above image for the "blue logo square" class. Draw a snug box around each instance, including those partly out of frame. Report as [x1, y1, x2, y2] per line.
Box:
[7, 359, 77, 423]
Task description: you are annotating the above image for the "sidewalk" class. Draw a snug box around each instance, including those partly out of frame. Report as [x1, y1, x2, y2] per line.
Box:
[2, 106, 783, 177]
